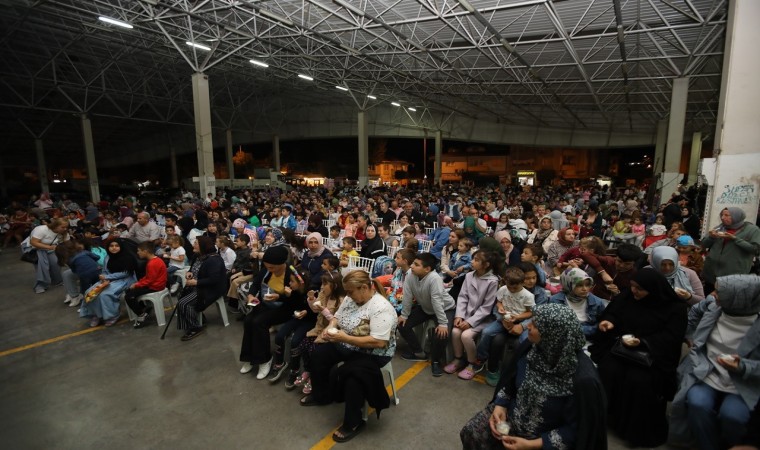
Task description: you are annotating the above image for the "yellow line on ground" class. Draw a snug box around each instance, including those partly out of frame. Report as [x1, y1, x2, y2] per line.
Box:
[310, 360, 429, 450]
[0, 306, 175, 359]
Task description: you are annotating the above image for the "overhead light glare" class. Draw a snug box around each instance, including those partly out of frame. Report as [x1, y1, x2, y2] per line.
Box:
[186, 41, 211, 51]
[336, 86, 348, 91]
[250, 59, 269, 68]
[367, 95, 377, 100]
[298, 74, 314, 81]
[391, 102, 401, 107]
[98, 16, 133, 29]
[407, 107, 416, 112]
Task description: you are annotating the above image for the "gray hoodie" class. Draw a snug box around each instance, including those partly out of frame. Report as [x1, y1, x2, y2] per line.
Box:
[401, 269, 456, 325]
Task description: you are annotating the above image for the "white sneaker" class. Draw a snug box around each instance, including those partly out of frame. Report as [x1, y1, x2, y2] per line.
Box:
[240, 362, 254, 374]
[69, 294, 82, 307]
[256, 358, 273, 380]
[64, 295, 73, 304]
[170, 283, 180, 295]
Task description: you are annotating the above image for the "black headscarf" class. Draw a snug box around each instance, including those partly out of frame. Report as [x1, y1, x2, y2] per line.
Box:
[632, 267, 682, 305]
[194, 210, 209, 230]
[177, 216, 194, 238]
[359, 223, 386, 259]
[105, 238, 136, 274]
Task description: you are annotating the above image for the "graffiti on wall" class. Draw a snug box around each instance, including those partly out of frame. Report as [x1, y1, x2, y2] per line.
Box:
[716, 184, 756, 205]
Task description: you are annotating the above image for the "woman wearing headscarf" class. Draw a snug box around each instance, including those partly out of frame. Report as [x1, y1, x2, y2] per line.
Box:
[527, 216, 558, 254]
[650, 246, 705, 306]
[545, 227, 578, 277]
[175, 236, 227, 341]
[590, 267, 688, 447]
[461, 304, 607, 450]
[232, 218, 258, 249]
[186, 209, 209, 247]
[680, 205, 700, 239]
[548, 210, 569, 231]
[300, 232, 331, 291]
[493, 230, 521, 268]
[80, 238, 137, 327]
[359, 223, 387, 260]
[702, 207, 760, 293]
[306, 213, 328, 237]
[669, 274, 760, 450]
[463, 215, 484, 245]
[549, 268, 606, 340]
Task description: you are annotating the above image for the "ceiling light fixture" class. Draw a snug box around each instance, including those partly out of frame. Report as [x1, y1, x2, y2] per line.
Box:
[98, 16, 133, 29]
[186, 41, 211, 51]
[367, 95, 377, 100]
[407, 107, 416, 112]
[336, 86, 348, 91]
[298, 74, 314, 81]
[250, 59, 269, 68]
[391, 102, 401, 107]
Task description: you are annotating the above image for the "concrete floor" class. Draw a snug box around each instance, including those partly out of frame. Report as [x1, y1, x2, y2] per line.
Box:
[0, 250, 668, 449]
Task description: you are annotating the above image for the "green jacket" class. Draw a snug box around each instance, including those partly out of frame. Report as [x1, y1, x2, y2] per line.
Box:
[702, 222, 760, 283]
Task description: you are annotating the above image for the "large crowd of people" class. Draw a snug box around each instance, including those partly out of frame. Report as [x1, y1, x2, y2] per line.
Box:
[3, 180, 760, 448]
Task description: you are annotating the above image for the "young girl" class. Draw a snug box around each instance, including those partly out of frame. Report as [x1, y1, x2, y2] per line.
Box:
[520, 243, 547, 288]
[439, 229, 465, 277]
[268, 270, 316, 386]
[293, 270, 345, 394]
[631, 216, 646, 247]
[413, 222, 428, 241]
[649, 215, 667, 236]
[217, 235, 236, 271]
[494, 213, 510, 232]
[163, 235, 186, 292]
[343, 214, 358, 237]
[444, 250, 499, 379]
[388, 249, 415, 313]
[443, 238, 473, 283]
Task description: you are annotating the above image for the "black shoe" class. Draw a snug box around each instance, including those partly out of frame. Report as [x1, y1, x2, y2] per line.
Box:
[284, 370, 299, 390]
[431, 362, 443, 377]
[401, 351, 428, 362]
[180, 327, 205, 341]
[268, 362, 288, 383]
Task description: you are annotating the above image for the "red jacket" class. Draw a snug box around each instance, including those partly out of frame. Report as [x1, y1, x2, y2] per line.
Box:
[134, 257, 168, 291]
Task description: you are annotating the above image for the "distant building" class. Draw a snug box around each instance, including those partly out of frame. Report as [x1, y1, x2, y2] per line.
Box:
[368, 160, 411, 186]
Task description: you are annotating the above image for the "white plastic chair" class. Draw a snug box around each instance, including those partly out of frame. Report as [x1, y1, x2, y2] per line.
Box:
[347, 256, 375, 274]
[424, 227, 435, 236]
[362, 361, 399, 420]
[197, 297, 230, 327]
[387, 246, 399, 258]
[295, 224, 307, 236]
[172, 268, 189, 295]
[125, 288, 171, 327]
[323, 219, 336, 228]
[418, 239, 432, 253]
[390, 219, 399, 230]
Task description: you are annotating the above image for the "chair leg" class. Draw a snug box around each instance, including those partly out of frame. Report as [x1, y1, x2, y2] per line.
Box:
[216, 297, 229, 327]
[153, 293, 167, 327]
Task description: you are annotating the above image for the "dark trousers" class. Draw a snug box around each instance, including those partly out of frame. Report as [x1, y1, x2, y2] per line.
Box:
[486, 332, 519, 373]
[309, 343, 390, 429]
[239, 305, 293, 365]
[397, 306, 455, 364]
[125, 287, 161, 316]
[273, 317, 315, 369]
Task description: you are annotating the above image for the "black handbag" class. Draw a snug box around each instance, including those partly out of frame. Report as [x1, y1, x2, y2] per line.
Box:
[610, 338, 653, 367]
[20, 249, 38, 264]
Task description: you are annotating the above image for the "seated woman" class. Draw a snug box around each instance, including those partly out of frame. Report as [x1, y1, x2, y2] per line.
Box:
[549, 268, 606, 341]
[590, 267, 688, 447]
[175, 236, 227, 341]
[650, 246, 705, 306]
[358, 224, 387, 260]
[493, 230, 521, 268]
[461, 303, 606, 450]
[299, 270, 397, 444]
[80, 238, 137, 327]
[527, 216, 558, 254]
[300, 232, 332, 291]
[545, 227, 578, 277]
[669, 274, 760, 450]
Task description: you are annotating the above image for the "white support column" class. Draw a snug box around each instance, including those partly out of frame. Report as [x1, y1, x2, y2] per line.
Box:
[80, 115, 100, 203]
[704, 0, 760, 229]
[687, 132, 702, 186]
[659, 77, 689, 203]
[653, 119, 667, 174]
[434, 130, 442, 186]
[226, 128, 235, 181]
[358, 111, 368, 188]
[35, 138, 49, 194]
[272, 135, 280, 173]
[191, 72, 216, 199]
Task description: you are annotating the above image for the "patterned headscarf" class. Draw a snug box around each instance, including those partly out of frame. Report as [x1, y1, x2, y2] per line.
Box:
[716, 274, 760, 316]
[560, 267, 593, 303]
[270, 227, 286, 246]
[513, 304, 584, 436]
[651, 246, 693, 294]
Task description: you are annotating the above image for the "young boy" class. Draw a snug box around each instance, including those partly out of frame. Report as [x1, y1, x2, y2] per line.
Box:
[326, 225, 342, 252]
[520, 243, 547, 288]
[443, 238, 473, 284]
[397, 252, 457, 377]
[339, 236, 359, 267]
[163, 235, 186, 293]
[475, 267, 535, 382]
[126, 241, 168, 328]
[321, 255, 340, 274]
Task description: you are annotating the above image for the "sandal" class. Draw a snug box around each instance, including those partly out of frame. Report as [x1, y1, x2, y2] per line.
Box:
[332, 421, 366, 443]
[89, 316, 102, 328]
[180, 327, 205, 341]
[299, 394, 324, 407]
[443, 359, 467, 374]
[457, 364, 483, 380]
[302, 381, 312, 395]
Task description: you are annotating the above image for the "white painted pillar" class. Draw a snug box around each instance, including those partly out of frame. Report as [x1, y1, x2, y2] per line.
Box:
[659, 77, 689, 203]
[191, 72, 216, 199]
[226, 128, 235, 181]
[272, 135, 280, 173]
[704, 0, 760, 229]
[358, 111, 368, 188]
[81, 115, 100, 203]
[434, 130, 442, 186]
[687, 132, 702, 186]
[653, 119, 667, 174]
[35, 138, 49, 194]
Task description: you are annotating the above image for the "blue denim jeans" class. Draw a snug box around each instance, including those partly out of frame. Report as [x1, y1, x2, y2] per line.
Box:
[686, 382, 750, 450]
[475, 319, 508, 363]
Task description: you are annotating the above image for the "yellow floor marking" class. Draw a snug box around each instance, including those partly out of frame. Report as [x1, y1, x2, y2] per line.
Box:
[310, 360, 429, 450]
[0, 306, 175, 359]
